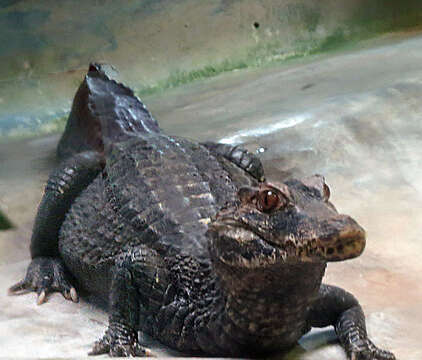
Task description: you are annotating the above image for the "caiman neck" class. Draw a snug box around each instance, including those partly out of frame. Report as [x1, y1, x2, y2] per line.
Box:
[197, 261, 327, 356]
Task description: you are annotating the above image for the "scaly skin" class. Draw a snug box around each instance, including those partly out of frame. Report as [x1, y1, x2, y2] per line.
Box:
[9, 64, 395, 360]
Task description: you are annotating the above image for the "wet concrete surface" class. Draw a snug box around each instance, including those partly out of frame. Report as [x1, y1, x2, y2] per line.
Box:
[1, 33, 422, 359]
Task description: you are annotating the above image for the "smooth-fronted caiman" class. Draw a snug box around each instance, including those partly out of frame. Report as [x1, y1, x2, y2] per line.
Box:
[10, 64, 395, 360]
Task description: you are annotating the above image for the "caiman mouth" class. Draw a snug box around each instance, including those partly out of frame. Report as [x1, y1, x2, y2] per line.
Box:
[209, 216, 366, 265]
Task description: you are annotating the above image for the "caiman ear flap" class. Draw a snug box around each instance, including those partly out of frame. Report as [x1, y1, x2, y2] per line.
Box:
[302, 174, 330, 201]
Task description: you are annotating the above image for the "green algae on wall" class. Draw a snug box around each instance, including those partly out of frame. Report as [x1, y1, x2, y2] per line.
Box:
[2, 0, 422, 85]
[1, 0, 422, 139]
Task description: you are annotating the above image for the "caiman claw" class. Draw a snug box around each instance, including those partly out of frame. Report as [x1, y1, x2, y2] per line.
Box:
[89, 323, 154, 357]
[8, 257, 78, 304]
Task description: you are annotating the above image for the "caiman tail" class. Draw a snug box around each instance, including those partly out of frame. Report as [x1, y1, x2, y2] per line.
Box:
[57, 63, 161, 159]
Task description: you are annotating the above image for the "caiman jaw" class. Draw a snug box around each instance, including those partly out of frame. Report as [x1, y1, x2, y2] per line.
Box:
[209, 214, 366, 265]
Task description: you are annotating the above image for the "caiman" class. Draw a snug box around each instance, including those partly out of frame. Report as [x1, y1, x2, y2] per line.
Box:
[9, 64, 395, 360]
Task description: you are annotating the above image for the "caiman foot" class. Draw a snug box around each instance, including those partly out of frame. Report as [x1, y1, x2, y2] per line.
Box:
[347, 339, 396, 360]
[8, 257, 78, 305]
[89, 323, 153, 357]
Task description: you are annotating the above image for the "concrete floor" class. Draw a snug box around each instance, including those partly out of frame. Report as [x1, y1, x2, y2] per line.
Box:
[1, 33, 422, 359]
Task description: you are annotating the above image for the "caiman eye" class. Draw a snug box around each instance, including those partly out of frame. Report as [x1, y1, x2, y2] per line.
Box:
[258, 190, 283, 213]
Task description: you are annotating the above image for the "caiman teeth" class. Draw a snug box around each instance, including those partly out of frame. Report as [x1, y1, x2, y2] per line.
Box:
[211, 218, 363, 262]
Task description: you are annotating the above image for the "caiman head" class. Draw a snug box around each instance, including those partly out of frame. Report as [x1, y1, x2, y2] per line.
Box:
[208, 175, 366, 270]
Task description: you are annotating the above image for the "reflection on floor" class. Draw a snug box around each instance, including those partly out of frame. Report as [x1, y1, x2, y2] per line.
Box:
[1, 33, 422, 359]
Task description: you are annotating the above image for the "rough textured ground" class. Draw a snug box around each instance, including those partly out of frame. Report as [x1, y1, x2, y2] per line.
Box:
[1, 34, 422, 359]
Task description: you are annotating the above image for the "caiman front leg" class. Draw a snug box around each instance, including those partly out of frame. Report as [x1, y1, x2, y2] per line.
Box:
[90, 246, 167, 357]
[201, 142, 265, 182]
[9, 151, 103, 304]
[309, 284, 395, 360]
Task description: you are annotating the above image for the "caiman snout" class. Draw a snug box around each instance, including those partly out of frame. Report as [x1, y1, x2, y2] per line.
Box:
[317, 215, 366, 262]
